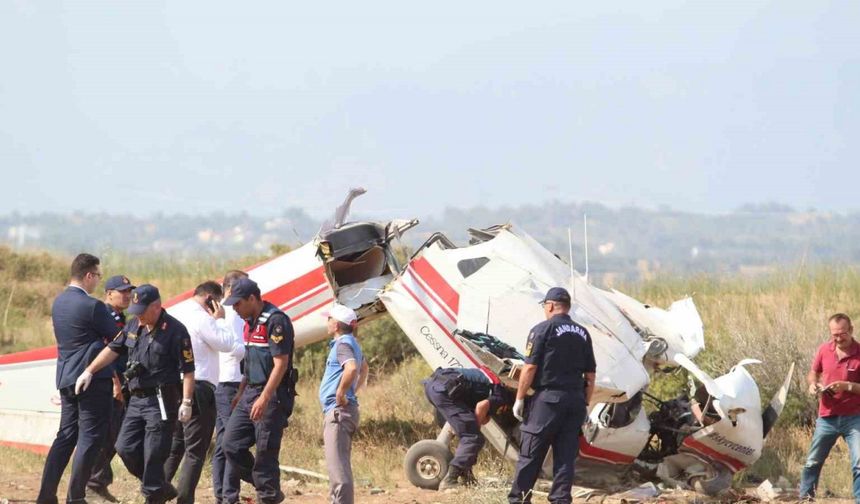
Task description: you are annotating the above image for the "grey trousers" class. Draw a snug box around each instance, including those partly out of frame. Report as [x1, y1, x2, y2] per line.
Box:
[323, 403, 360, 504]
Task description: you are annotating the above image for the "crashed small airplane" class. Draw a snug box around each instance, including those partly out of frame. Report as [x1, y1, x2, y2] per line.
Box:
[384, 222, 794, 495]
[0, 190, 791, 496]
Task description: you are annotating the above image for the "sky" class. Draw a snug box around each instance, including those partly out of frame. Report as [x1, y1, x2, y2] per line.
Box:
[0, 1, 858, 219]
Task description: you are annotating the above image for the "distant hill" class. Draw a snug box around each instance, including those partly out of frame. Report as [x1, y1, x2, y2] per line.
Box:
[3, 202, 859, 282]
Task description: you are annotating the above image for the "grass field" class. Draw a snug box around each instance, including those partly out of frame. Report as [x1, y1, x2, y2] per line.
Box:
[1, 247, 859, 500]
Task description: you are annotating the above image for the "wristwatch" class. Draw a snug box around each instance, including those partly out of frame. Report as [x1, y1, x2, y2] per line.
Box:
[182, 398, 192, 406]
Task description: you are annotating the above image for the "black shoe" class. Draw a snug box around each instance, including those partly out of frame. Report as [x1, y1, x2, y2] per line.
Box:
[87, 486, 119, 503]
[438, 465, 463, 491]
[162, 483, 179, 502]
[460, 468, 478, 486]
[270, 490, 285, 504]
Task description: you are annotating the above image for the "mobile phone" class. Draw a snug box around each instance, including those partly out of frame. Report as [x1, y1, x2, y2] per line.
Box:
[205, 296, 216, 312]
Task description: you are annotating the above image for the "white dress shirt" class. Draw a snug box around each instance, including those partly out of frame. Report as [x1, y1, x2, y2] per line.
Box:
[175, 301, 244, 386]
[218, 305, 246, 383]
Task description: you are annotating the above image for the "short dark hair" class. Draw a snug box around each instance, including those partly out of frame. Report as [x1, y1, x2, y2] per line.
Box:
[336, 321, 354, 334]
[830, 313, 853, 327]
[70, 253, 100, 280]
[194, 281, 223, 298]
[222, 269, 248, 290]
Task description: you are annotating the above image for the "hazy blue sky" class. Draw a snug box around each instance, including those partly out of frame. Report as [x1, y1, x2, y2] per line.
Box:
[1, 1, 857, 219]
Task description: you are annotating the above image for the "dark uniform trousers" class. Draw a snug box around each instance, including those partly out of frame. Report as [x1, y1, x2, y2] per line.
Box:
[423, 380, 484, 470]
[115, 393, 177, 503]
[222, 385, 293, 504]
[212, 381, 241, 503]
[87, 394, 127, 491]
[508, 388, 587, 504]
[163, 381, 217, 504]
[37, 378, 113, 504]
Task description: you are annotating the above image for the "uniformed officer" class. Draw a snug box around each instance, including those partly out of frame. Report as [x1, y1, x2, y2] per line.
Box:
[423, 367, 514, 490]
[508, 287, 596, 504]
[87, 274, 135, 503]
[222, 278, 295, 504]
[76, 284, 196, 504]
[37, 254, 118, 504]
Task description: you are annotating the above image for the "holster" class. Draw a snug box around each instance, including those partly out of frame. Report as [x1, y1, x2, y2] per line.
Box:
[442, 373, 467, 402]
[158, 383, 181, 415]
[286, 367, 299, 396]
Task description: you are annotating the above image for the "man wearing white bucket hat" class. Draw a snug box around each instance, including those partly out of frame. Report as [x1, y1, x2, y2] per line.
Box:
[319, 304, 369, 504]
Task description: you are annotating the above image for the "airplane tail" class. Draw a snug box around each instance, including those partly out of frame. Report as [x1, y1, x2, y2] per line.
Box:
[762, 362, 795, 438]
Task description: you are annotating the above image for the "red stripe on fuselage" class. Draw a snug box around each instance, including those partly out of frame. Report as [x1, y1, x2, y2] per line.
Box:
[682, 437, 746, 472]
[163, 289, 195, 308]
[402, 275, 498, 378]
[404, 260, 502, 381]
[281, 284, 329, 312]
[0, 346, 58, 365]
[0, 266, 330, 366]
[578, 437, 637, 464]
[292, 297, 334, 321]
[264, 267, 328, 310]
[0, 440, 50, 455]
[411, 257, 459, 316]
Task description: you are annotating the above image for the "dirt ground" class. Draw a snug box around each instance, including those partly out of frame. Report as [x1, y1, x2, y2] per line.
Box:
[4, 471, 860, 504]
[0, 471, 463, 504]
[2, 456, 857, 504]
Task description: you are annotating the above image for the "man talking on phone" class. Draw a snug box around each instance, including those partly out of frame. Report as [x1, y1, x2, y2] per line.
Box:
[164, 281, 245, 504]
[800, 313, 860, 501]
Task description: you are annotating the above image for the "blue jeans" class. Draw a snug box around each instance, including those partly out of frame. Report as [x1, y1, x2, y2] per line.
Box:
[800, 414, 860, 501]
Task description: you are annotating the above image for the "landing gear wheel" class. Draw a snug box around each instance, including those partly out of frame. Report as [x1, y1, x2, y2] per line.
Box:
[404, 440, 453, 490]
[689, 463, 733, 496]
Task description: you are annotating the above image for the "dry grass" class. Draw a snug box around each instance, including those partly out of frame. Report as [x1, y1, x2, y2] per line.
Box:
[5, 248, 860, 498]
[753, 426, 854, 497]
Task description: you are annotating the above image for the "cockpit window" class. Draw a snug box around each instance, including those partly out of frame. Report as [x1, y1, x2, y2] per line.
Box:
[457, 257, 490, 278]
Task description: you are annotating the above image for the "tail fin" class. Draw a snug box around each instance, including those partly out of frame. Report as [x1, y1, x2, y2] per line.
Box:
[762, 362, 795, 438]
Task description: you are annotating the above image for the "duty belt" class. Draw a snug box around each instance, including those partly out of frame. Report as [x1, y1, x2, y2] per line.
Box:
[536, 382, 583, 392]
[130, 387, 158, 398]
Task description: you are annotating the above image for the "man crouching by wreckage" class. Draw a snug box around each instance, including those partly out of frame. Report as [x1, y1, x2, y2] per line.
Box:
[423, 367, 514, 490]
[509, 287, 596, 504]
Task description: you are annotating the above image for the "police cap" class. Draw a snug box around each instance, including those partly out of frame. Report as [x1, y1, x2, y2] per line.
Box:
[128, 284, 160, 315]
[539, 287, 571, 305]
[105, 275, 135, 292]
[222, 278, 260, 306]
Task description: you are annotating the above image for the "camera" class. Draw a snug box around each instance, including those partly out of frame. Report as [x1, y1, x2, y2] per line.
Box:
[124, 360, 146, 381]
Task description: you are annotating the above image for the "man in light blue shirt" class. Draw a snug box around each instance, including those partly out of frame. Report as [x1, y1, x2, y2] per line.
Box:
[319, 304, 368, 504]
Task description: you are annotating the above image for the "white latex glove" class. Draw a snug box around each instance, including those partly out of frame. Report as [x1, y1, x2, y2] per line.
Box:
[75, 370, 93, 395]
[178, 400, 193, 423]
[513, 398, 525, 421]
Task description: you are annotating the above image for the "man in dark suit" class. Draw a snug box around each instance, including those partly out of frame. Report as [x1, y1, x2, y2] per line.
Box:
[37, 253, 119, 504]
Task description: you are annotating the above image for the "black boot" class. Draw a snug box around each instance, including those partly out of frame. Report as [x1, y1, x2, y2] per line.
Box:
[438, 465, 463, 491]
[460, 467, 478, 486]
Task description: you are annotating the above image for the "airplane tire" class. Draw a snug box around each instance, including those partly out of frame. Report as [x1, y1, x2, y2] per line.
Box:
[404, 439, 453, 490]
[690, 463, 733, 496]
